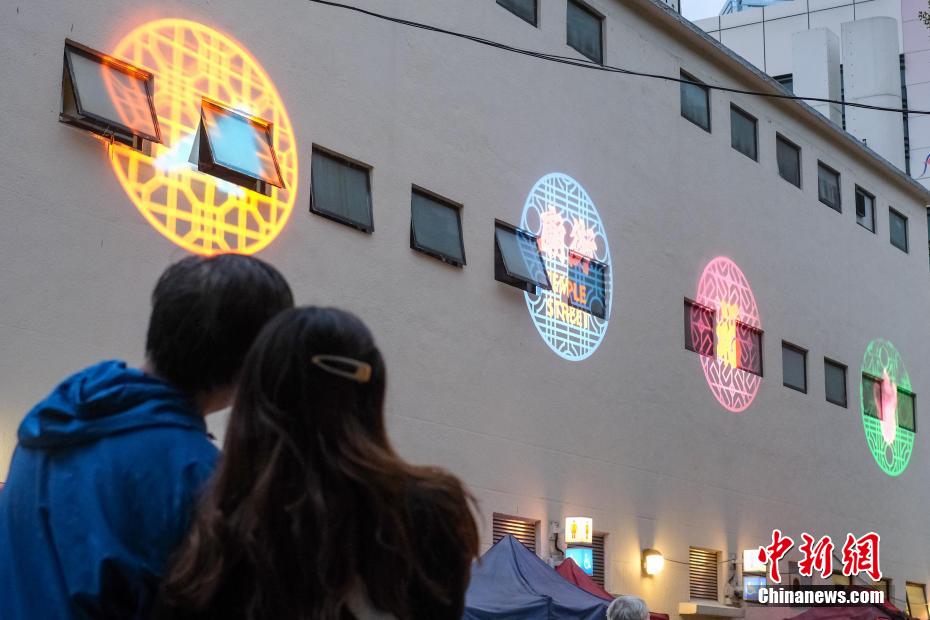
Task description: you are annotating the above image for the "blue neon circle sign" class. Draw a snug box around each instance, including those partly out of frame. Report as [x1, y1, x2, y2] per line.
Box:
[520, 173, 612, 361]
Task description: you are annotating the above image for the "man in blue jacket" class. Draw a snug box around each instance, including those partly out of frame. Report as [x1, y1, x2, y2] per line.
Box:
[0, 254, 293, 619]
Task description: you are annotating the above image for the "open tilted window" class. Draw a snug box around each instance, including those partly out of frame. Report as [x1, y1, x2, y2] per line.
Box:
[190, 98, 285, 196]
[494, 220, 551, 294]
[566, 251, 609, 319]
[60, 39, 160, 151]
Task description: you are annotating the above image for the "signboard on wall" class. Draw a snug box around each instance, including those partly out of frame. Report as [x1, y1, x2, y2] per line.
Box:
[520, 173, 613, 361]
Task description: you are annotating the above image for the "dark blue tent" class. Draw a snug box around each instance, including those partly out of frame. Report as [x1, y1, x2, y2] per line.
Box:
[464, 535, 609, 620]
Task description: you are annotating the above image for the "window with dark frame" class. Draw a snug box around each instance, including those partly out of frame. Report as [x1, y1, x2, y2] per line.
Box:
[856, 186, 875, 233]
[60, 39, 161, 152]
[567, 252, 609, 319]
[776, 135, 801, 188]
[782, 342, 807, 393]
[907, 582, 929, 620]
[773, 73, 794, 93]
[684, 299, 715, 358]
[737, 323, 763, 377]
[497, 0, 537, 26]
[861, 374, 915, 432]
[817, 162, 841, 212]
[684, 299, 762, 376]
[492, 513, 538, 553]
[689, 547, 719, 601]
[310, 147, 373, 233]
[567, 0, 603, 64]
[890, 208, 909, 253]
[730, 105, 757, 161]
[494, 220, 551, 294]
[192, 99, 285, 196]
[410, 188, 466, 266]
[824, 358, 847, 407]
[681, 71, 711, 132]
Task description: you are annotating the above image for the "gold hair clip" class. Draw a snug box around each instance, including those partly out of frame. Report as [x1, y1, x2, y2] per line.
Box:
[310, 354, 372, 384]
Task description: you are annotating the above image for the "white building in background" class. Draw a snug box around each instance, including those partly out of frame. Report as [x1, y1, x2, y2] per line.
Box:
[3, 0, 930, 618]
[694, 0, 930, 186]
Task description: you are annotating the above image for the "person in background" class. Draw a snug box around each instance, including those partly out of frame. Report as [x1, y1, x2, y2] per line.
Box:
[607, 595, 650, 620]
[0, 255, 294, 620]
[153, 307, 479, 620]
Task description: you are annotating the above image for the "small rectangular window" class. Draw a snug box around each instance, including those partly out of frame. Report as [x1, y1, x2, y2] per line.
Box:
[773, 73, 794, 93]
[494, 220, 551, 294]
[890, 208, 908, 252]
[783, 342, 807, 393]
[567, 251, 609, 319]
[862, 374, 882, 420]
[684, 299, 715, 357]
[492, 513, 538, 553]
[410, 188, 466, 266]
[860, 373, 913, 432]
[60, 39, 161, 151]
[310, 147, 373, 233]
[856, 186, 875, 233]
[689, 547, 719, 601]
[497, 0, 537, 26]
[818, 162, 841, 212]
[907, 583, 929, 620]
[898, 389, 916, 432]
[737, 323, 763, 376]
[567, 0, 603, 64]
[776, 135, 801, 188]
[193, 99, 284, 195]
[824, 358, 847, 407]
[681, 72, 711, 132]
[730, 105, 757, 161]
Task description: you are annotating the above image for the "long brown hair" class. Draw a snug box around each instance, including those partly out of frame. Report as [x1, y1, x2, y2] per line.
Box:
[155, 307, 479, 619]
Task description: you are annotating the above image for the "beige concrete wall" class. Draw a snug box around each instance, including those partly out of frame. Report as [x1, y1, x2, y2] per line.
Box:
[1, 0, 929, 615]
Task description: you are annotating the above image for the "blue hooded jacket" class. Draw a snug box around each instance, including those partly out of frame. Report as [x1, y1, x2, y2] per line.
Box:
[0, 361, 220, 619]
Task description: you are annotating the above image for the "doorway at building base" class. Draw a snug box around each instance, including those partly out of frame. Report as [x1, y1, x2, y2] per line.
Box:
[520, 173, 612, 362]
[108, 19, 298, 256]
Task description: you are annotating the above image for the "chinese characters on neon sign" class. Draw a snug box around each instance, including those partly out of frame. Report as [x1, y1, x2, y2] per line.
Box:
[520, 174, 612, 361]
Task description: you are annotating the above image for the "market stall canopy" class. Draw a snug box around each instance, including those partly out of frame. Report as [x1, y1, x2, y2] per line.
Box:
[555, 557, 613, 600]
[784, 599, 907, 620]
[554, 557, 670, 620]
[464, 534, 608, 620]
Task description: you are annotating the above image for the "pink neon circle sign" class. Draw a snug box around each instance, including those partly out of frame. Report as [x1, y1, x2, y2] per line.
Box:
[694, 257, 762, 413]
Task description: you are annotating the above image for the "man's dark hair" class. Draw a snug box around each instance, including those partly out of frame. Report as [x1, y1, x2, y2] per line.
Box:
[145, 254, 294, 394]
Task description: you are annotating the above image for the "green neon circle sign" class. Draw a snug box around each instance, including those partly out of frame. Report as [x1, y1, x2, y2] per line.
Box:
[860, 339, 915, 477]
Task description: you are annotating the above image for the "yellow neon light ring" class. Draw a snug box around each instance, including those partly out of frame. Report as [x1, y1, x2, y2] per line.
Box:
[107, 19, 298, 255]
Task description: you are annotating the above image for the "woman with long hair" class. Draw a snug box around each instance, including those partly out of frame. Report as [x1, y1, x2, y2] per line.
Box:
[154, 307, 479, 619]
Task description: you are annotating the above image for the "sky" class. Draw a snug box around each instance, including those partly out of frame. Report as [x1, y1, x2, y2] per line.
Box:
[681, 0, 726, 20]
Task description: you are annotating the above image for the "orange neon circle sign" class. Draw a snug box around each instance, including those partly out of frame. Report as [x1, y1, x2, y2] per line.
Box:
[107, 19, 298, 255]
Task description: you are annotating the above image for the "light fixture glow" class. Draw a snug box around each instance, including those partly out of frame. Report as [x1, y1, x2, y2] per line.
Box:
[106, 19, 298, 255]
[520, 173, 612, 362]
[564, 516, 593, 545]
[693, 257, 762, 413]
[643, 549, 664, 576]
